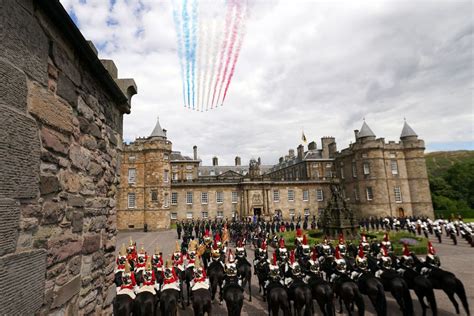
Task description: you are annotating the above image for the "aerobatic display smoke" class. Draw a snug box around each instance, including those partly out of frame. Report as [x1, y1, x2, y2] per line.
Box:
[172, 0, 249, 111]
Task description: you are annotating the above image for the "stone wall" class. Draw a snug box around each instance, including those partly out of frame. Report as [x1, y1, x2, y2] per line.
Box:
[0, 1, 135, 314]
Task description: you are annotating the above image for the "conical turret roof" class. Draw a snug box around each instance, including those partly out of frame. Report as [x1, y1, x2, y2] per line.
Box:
[149, 116, 166, 138]
[400, 121, 417, 138]
[357, 121, 376, 138]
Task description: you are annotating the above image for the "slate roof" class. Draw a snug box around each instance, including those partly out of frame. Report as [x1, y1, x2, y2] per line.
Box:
[400, 121, 418, 138]
[357, 121, 376, 138]
[149, 117, 166, 138]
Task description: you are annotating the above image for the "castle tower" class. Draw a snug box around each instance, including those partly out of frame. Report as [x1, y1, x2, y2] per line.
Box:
[400, 121, 434, 218]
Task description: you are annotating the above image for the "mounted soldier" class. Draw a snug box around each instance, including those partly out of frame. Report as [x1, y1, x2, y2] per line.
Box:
[115, 244, 128, 287]
[126, 237, 137, 270]
[190, 259, 212, 315]
[114, 261, 136, 315]
[134, 257, 157, 315]
[221, 249, 245, 314]
[151, 247, 164, 292]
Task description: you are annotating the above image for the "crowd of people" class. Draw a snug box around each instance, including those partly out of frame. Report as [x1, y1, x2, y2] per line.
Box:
[113, 215, 471, 315]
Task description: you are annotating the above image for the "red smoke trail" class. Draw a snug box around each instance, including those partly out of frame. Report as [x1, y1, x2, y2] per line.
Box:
[221, 1, 248, 106]
[216, 0, 242, 107]
[210, 0, 234, 109]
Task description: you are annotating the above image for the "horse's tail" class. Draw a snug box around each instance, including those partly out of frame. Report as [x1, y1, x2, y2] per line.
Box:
[355, 290, 365, 316]
[455, 278, 470, 316]
[376, 282, 387, 316]
[325, 298, 335, 316]
[304, 288, 313, 316]
[425, 285, 438, 316]
[402, 281, 414, 316]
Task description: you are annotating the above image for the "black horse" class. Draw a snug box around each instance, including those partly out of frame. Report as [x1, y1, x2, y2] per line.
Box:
[192, 288, 212, 316]
[184, 266, 195, 306]
[236, 256, 252, 301]
[333, 274, 365, 316]
[255, 259, 269, 300]
[287, 279, 313, 316]
[113, 294, 134, 316]
[134, 291, 157, 316]
[223, 283, 244, 316]
[207, 260, 225, 301]
[355, 271, 387, 316]
[306, 272, 335, 316]
[267, 281, 291, 316]
[413, 256, 470, 315]
[160, 288, 180, 316]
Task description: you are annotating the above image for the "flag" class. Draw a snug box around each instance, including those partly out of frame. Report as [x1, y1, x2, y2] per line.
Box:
[302, 131, 307, 144]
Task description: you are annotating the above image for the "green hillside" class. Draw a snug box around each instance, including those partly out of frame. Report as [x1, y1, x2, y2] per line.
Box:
[425, 151, 474, 219]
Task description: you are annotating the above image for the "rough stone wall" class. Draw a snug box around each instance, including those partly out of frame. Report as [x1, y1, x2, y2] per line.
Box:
[0, 1, 133, 314]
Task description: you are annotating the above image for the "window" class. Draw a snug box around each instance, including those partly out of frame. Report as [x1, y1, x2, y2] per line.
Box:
[288, 189, 295, 202]
[186, 192, 193, 204]
[151, 190, 158, 202]
[201, 211, 208, 219]
[164, 194, 169, 208]
[289, 209, 295, 217]
[352, 161, 357, 178]
[201, 192, 208, 204]
[172, 173, 178, 181]
[304, 208, 310, 216]
[216, 191, 224, 204]
[316, 189, 324, 201]
[363, 162, 370, 175]
[391, 160, 398, 175]
[164, 170, 169, 182]
[389, 152, 396, 158]
[171, 192, 178, 205]
[232, 191, 238, 203]
[342, 189, 346, 199]
[128, 156, 136, 162]
[394, 187, 402, 202]
[127, 193, 136, 208]
[186, 173, 193, 180]
[362, 153, 368, 158]
[326, 163, 332, 168]
[186, 211, 193, 219]
[217, 211, 224, 218]
[354, 187, 360, 201]
[273, 189, 280, 202]
[170, 212, 177, 220]
[128, 168, 136, 184]
[303, 190, 309, 201]
[340, 167, 345, 179]
[186, 165, 193, 170]
[164, 153, 169, 160]
[366, 187, 374, 201]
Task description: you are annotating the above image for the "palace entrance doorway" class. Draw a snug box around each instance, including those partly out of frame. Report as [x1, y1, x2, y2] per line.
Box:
[253, 207, 262, 216]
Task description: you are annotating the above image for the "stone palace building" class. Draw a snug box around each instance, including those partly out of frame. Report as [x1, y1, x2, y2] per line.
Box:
[117, 118, 434, 230]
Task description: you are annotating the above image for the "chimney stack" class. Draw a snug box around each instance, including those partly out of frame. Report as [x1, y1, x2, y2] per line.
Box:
[308, 141, 317, 150]
[235, 156, 241, 166]
[354, 129, 359, 140]
[288, 149, 295, 157]
[297, 144, 304, 159]
[193, 145, 198, 160]
[279, 157, 284, 164]
[257, 157, 261, 165]
[212, 156, 218, 166]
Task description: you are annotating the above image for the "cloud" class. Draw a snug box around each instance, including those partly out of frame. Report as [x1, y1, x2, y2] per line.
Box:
[61, 0, 473, 165]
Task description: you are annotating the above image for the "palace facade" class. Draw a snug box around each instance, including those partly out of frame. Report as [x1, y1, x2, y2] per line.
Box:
[117, 118, 433, 230]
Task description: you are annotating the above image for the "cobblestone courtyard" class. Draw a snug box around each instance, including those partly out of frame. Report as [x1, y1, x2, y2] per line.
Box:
[117, 230, 473, 315]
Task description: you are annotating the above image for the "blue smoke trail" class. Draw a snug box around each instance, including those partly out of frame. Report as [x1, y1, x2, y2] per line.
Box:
[172, 0, 186, 107]
[190, 0, 198, 110]
[182, 0, 191, 107]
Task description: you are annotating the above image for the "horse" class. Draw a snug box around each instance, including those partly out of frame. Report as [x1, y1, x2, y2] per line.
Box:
[207, 260, 225, 302]
[192, 288, 212, 316]
[113, 294, 134, 316]
[236, 256, 252, 301]
[160, 288, 180, 316]
[355, 271, 387, 316]
[413, 256, 470, 315]
[287, 279, 313, 316]
[397, 263, 437, 316]
[306, 272, 335, 316]
[134, 291, 157, 316]
[114, 271, 123, 287]
[184, 266, 195, 306]
[333, 274, 365, 316]
[267, 280, 291, 316]
[223, 283, 244, 316]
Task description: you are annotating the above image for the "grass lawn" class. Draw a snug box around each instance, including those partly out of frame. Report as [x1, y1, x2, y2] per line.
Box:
[277, 229, 428, 255]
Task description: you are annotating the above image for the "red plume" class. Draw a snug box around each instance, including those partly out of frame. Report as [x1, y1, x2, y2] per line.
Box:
[228, 249, 235, 262]
[212, 240, 218, 250]
[383, 233, 389, 242]
[381, 245, 388, 257]
[335, 246, 342, 260]
[339, 233, 345, 244]
[311, 248, 318, 261]
[361, 233, 367, 243]
[279, 238, 285, 248]
[403, 243, 410, 257]
[302, 234, 308, 245]
[272, 252, 277, 265]
[215, 233, 221, 242]
[204, 229, 210, 237]
[261, 239, 267, 250]
[237, 239, 242, 248]
[428, 241, 436, 255]
[358, 245, 365, 258]
[296, 228, 302, 237]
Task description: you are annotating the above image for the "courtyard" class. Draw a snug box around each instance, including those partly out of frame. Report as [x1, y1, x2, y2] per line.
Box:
[117, 230, 473, 315]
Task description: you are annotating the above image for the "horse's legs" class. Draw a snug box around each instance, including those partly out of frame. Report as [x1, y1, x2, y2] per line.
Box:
[345, 299, 353, 316]
[317, 299, 326, 316]
[446, 291, 460, 314]
[415, 290, 427, 316]
[339, 296, 344, 314]
[187, 281, 191, 306]
[248, 275, 252, 302]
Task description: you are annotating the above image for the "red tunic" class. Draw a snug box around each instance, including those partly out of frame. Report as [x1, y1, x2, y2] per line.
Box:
[120, 273, 136, 290]
[162, 268, 179, 285]
[143, 270, 156, 286]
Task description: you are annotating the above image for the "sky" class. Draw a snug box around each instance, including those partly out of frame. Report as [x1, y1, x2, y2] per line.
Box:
[60, 0, 473, 166]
